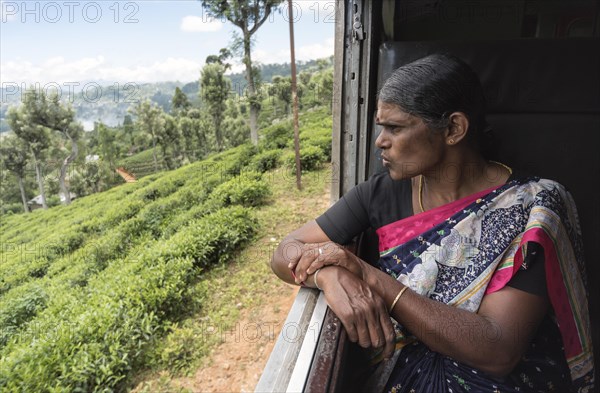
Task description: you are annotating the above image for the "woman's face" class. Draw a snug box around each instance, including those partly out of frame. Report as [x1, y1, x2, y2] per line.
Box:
[375, 101, 446, 180]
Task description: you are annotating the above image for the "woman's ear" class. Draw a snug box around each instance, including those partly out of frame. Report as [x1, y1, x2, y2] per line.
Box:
[445, 112, 469, 145]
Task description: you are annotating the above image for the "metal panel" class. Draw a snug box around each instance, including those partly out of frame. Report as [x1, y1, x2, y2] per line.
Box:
[331, 0, 346, 202]
[341, 0, 362, 194]
[338, 0, 380, 194]
[285, 293, 328, 392]
[303, 307, 344, 392]
[254, 288, 320, 392]
[356, 1, 378, 184]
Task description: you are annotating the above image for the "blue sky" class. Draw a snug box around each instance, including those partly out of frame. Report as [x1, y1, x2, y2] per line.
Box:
[0, 1, 335, 85]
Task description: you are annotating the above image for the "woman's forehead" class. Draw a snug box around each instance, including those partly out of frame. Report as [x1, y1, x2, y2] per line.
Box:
[376, 101, 415, 122]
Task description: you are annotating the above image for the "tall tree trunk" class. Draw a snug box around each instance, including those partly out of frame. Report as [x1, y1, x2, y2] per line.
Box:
[243, 33, 259, 145]
[18, 175, 29, 213]
[33, 154, 48, 209]
[59, 132, 78, 205]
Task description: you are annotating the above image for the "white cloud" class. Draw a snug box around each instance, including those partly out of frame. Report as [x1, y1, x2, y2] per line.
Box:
[225, 36, 334, 75]
[255, 37, 334, 64]
[1, 36, 334, 85]
[295, 37, 335, 61]
[1, 56, 203, 84]
[227, 63, 247, 75]
[180, 15, 224, 32]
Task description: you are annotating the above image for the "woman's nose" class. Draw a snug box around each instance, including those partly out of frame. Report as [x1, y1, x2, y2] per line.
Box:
[375, 129, 388, 149]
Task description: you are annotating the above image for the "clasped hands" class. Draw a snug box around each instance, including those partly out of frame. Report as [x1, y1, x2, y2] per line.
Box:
[287, 240, 396, 360]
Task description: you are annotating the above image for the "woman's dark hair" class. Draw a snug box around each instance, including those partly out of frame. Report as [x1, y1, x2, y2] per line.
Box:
[378, 53, 490, 150]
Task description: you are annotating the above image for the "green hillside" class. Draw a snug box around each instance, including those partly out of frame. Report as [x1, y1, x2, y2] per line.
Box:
[0, 107, 332, 392]
[0, 57, 334, 134]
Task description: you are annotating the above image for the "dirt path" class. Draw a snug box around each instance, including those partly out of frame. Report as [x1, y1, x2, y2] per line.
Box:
[175, 285, 299, 392]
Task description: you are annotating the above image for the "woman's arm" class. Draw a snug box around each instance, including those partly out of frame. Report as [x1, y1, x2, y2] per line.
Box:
[270, 220, 331, 285]
[293, 251, 549, 377]
[270, 220, 397, 359]
[362, 263, 548, 377]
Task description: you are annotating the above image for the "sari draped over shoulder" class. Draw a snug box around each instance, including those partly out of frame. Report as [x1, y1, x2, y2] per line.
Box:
[375, 177, 594, 393]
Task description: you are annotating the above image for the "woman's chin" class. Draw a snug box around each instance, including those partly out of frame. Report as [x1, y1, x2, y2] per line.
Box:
[386, 167, 414, 181]
[386, 169, 403, 181]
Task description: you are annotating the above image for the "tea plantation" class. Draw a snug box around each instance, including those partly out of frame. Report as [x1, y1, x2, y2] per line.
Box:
[0, 107, 332, 392]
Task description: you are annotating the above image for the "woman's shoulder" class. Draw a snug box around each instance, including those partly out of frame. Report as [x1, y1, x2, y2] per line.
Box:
[507, 171, 573, 211]
[510, 170, 568, 194]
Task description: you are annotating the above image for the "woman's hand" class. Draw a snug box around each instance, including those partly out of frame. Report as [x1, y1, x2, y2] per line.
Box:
[289, 241, 365, 284]
[319, 266, 396, 359]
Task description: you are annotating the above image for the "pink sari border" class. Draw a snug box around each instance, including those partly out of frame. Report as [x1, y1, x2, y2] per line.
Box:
[487, 227, 583, 359]
[376, 185, 500, 253]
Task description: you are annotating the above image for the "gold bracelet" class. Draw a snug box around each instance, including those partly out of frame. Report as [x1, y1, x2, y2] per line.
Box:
[314, 268, 323, 290]
[389, 286, 408, 313]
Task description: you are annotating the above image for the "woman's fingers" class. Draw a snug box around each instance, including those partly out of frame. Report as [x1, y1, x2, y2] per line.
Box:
[324, 269, 391, 352]
[380, 305, 397, 359]
[294, 242, 334, 282]
[283, 239, 306, 270]
[294, 247, 319, 283]
[356, 315, 373, 348]
[344, 316, 359, 343]
[363, 296, 395, 353]
[368, 305, 387, 349]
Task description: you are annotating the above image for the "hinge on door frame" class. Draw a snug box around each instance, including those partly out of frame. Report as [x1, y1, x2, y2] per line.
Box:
[352, 0, 364, 41]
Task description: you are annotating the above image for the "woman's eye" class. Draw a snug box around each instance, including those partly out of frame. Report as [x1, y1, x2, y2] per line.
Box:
[379, 125, 403, 134]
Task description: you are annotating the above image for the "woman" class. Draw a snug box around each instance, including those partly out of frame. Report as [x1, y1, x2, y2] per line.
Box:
[270, 54, 594, 392]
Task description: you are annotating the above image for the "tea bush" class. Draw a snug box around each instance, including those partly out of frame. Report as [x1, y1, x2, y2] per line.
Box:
[207, 173, 271, 208]
[0, 105, 331, 391]
[304, 135, 332, 161]
[250, 149, 281, 173]
[0, 207, 255, 392]
[259, 123, 292, 150]
[283, 145, 326, 172]
[0, 155, 259, 392]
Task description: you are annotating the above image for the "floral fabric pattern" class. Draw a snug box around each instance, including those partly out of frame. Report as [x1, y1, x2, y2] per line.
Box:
[376, 177, 594, 393]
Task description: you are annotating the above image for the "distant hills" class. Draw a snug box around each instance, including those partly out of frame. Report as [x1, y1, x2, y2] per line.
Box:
[0, 57, 333, 133]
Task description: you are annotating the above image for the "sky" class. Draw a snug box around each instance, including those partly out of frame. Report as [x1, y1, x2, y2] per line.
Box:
[0, 0, 336, 86]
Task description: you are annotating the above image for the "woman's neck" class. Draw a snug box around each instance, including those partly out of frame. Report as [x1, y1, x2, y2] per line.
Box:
[417, 151, 509, 211]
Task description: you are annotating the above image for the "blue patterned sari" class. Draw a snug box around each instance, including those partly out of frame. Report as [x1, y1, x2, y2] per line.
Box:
[372, 177, 594, 393]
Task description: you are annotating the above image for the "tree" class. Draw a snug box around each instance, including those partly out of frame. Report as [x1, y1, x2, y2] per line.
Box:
[222, 97, 250, 147]
[201, 0, 283, 145]
[171, 87, 191, 115]
[123, 114, 135, 148]
[96, 122, 118, 168]
[41, 94, 81, 205]
[186, 108, 211, 158]
[206, 47, 232, 68]
[132, 100, 164, 172]
[0, 135, 31, 213]
[299, 71, 312, 86]
[10, 91, 81, 205]
[200, 62, 231, 151]
[179, 117, 196, 161]
[158, 114, 181, 169]
[7, 90, 51, 209]
[307, 67, 334, 109]
[269, 75, 292, 115]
